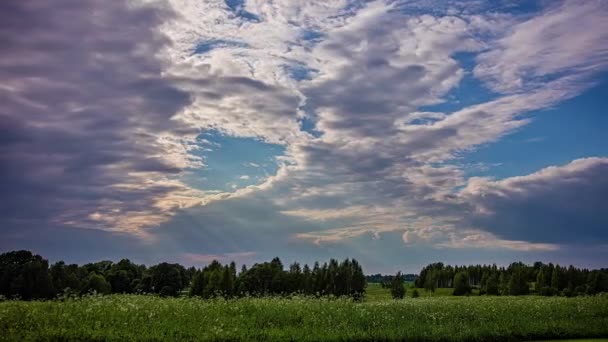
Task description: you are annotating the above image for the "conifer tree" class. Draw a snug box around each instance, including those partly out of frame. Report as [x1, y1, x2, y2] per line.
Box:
[535, 269, 546, 294]
[551, 267, 561, 292]
[486, 272, 500, 295]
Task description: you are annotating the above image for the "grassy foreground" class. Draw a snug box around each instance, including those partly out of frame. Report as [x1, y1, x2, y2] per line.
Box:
[1, 295, 607, 341]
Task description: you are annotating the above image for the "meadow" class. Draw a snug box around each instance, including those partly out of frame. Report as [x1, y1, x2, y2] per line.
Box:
[1, 291, 607, 341]
[365, 283, 480, 301]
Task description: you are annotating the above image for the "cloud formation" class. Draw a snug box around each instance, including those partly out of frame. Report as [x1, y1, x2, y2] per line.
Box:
[2, 0, 608, 270]
[0, 0, 204, 236]
[475, 0, 608, 94]
[461, 158, 608, 244]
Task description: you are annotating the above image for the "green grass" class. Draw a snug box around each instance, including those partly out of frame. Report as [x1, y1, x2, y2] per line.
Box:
[1, 295, 607, 341]
[365, 283, 479, 301]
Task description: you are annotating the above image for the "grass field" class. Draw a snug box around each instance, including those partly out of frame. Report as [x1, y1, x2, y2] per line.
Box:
[365, 283, 479, 301]
[1, 293, 607, 341]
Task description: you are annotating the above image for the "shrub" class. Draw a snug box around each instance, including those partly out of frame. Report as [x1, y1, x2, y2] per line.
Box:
[159, 286, 175, 297]
[82, 273, 111, 295]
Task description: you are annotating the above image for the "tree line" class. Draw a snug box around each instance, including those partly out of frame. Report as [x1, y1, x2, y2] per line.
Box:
[412, 262, 608, 297]
[366, 273, 418, 284]
[190, 257, 366, 299]
[3, 250, 606, 301]
[0, 250, 365, 300]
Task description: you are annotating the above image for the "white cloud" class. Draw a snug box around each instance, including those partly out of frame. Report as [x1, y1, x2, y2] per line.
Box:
[474, 0, 608, 94]
[8, 0, 606, 257]
[150, 0, 608, 252]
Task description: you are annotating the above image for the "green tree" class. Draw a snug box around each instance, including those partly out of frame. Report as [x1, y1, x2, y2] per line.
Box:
[453, 271, 471, 296]
[485, 272, 499, 295]
[106, 259, 141, 294]
[189, 271, 204, 297]
[390, 272, 406, 299]
[221, 266, 234, 297]
[149, 263, 184, 296]
[50, 261, 81, 294]
[82, 273, 111, 295]
[135, 274, 153, 293]
[350, 259, 367, 300]
[424, 270, 437, 295]
[586, 272, 599, 294]
[288, 262, 303, 294]
[535, 269, 546, 294]
[302, 264, 312, 295]
[479, 272, 489, 295]
[0, 250, 54, 299]
[508, 268, 529, 296]
[551, 267, 561, 292]
[498, 273, 509, 295]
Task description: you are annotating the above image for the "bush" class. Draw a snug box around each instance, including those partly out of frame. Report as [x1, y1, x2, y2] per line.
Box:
[539, 286, 557, 296]
[159, 286, 176, 297]
[561, 287, 574, 297]
[82, 273, 111, 295]
[575, 285, 587, 296]
[411, 289, 420, 298]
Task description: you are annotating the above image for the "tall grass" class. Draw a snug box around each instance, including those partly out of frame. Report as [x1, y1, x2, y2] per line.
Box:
[1, 295, 607, 341]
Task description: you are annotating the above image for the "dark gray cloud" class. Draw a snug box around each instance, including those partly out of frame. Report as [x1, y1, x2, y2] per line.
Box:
[461, 158, 608, 244]
[0, 1, 193, 232]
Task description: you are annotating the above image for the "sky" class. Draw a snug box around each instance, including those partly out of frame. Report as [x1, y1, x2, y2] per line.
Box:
[1, 0, 607, 274]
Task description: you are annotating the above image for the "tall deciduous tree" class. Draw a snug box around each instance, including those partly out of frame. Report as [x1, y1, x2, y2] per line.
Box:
[0, 250, 54, 299]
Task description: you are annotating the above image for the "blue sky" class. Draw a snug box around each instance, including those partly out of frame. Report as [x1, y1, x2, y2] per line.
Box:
[463, 79, 608, 179]
[182, 131, 284, 192]
[1, 0, 608, 274]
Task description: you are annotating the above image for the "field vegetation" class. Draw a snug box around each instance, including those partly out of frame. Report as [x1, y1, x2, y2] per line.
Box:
[1, 294, 607, 341]
[1, 250, 608, 341]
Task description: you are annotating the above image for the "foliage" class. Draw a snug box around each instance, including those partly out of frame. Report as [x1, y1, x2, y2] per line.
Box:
[82, 273, 111, 295]
[367, 273, 417, 285]
[1, 295, 607, 341]
[508, 266, 529, 296]
[535, 268, 547, 293]
[390, 272, 405, 299]
[423, 270, 437, 294]
[149, 263, 186, 297]
[0, 251, 54, 300]
[485, 272, 500, 295]
[416, 261, 608, 297]
[226, 257, 366, 299]
[452, 272, 471, 296]
[2, 250, 607, 302]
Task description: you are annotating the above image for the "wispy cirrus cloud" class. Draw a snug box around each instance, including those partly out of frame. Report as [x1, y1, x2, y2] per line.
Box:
[475, 0, 608, 94]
